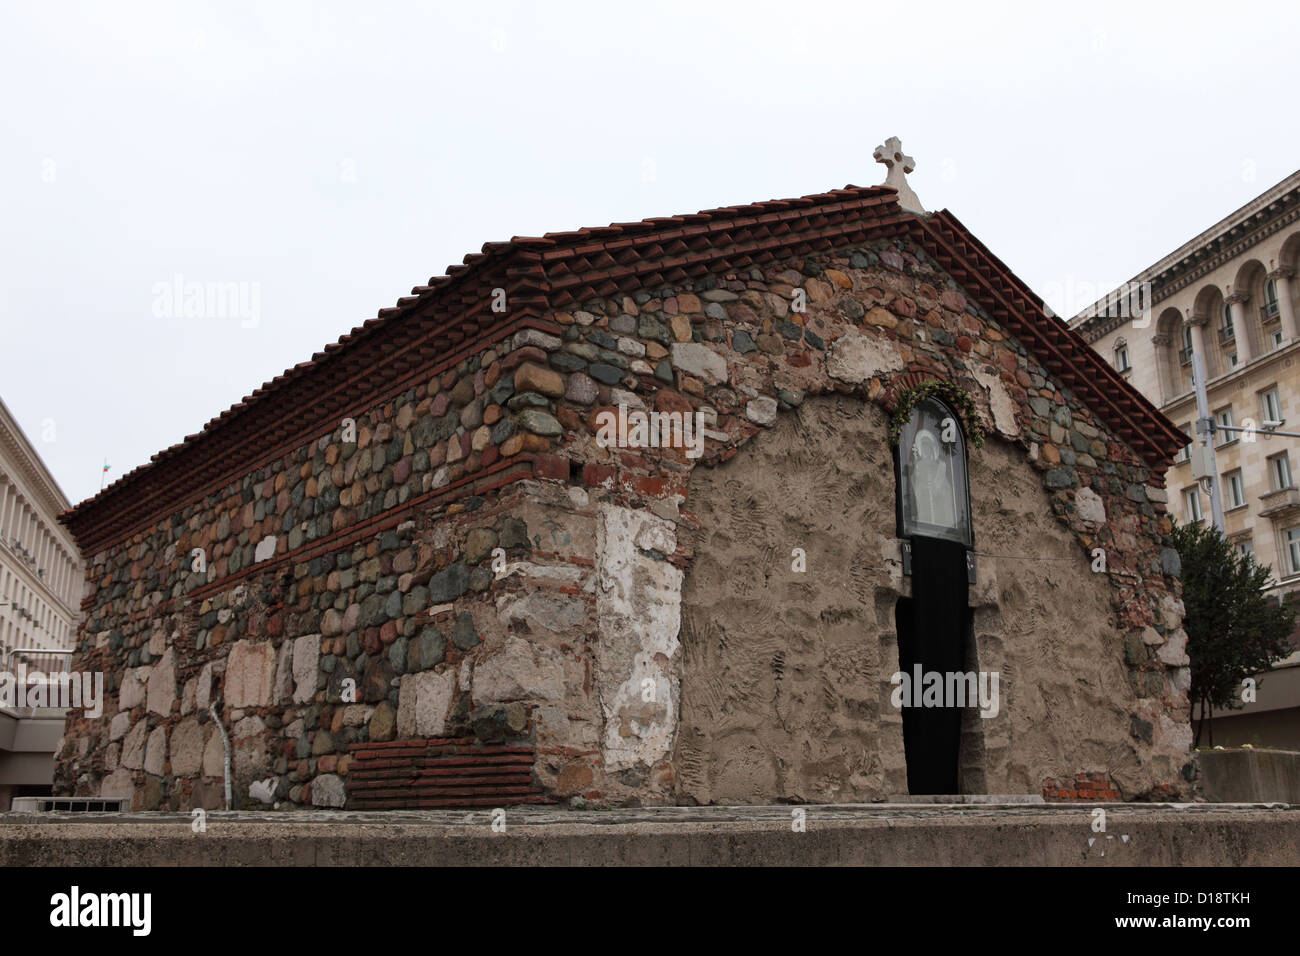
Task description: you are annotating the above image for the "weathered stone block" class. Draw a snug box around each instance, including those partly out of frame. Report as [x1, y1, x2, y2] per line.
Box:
[225, 640, 276, 708]
[671, 343, 728, 385]
[396, 669, 456, 737]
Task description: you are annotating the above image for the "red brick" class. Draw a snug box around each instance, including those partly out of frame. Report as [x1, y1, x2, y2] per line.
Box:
[533, 454, 569, 482]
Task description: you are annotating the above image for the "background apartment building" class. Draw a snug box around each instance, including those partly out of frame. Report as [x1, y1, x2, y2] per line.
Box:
[1071, 170, 1300, 748]
[0, 395, 83, 807]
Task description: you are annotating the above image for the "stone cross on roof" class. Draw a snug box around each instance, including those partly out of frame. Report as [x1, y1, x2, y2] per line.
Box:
[874, 136, 925, 214]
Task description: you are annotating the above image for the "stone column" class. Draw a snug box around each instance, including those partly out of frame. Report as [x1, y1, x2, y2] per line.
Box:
[1187, 312, 1209, 371]
[1269, 268, 1299, 343]
[1151, 333, 1172, 403]
[1227, 292, 1253, 364]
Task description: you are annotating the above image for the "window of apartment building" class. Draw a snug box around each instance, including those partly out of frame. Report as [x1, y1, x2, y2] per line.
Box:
[1237, 538, 1255, 563]
[1176, 422, 1193, 462]
[1263, 279, 1280, 320]
[1262, 387, 1284, 424]
[1180, 324, 1194, 365]
[1271, 328, 1285, 350]
[1269, 452, 1294, 491]
[1114, 342, 1130, 372]
[1183, 487, 1203, 522]
[1224, 470, 1247, 510]
[1220, 302, 1235, 340]
[1287, 527, 1300, 576]
[1215, 406, 1235, 446]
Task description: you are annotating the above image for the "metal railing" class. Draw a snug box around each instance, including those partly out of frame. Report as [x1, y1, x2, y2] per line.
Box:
[1218, 325, 1235, 343]
[1260, 300, 1280, 322]
[1179, 346, 1194, 365]
[1, 647, 74, 716]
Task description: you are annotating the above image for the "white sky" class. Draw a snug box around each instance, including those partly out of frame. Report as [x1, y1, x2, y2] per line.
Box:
[2, 0, 1297, 507]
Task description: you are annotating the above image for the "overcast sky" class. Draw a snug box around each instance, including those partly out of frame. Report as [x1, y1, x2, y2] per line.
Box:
[2, 0, 1297, 507]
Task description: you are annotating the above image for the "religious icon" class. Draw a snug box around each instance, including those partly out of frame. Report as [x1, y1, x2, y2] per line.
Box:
[899, 397, 972, 547]
[910, 426, 957, 529]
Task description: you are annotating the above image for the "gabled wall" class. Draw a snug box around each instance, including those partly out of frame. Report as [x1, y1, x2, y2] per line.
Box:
[56, 235, 1193, 809]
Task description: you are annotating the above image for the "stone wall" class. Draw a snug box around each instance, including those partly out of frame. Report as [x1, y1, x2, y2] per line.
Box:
[57, 235, 1194, 809]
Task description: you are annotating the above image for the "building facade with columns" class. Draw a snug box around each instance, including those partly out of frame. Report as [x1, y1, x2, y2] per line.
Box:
[1070, 170, 1300, 747]
[0, 395, 84, 807]
[0, 396, 82, 662]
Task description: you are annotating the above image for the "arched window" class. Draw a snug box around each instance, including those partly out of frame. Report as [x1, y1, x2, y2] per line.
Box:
[1220, 302, 1234, 340]
[1113, 337, 1130, 372]
[1263, 279, 1280, 320]
[897, 397, 973, 547]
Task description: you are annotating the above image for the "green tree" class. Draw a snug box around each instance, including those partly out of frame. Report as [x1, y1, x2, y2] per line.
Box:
[1171, 519, 1296, 745]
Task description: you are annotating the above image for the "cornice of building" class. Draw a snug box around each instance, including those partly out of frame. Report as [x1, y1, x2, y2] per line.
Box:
[0, 395, 75, 532]
[1071, 171, 1300, 341]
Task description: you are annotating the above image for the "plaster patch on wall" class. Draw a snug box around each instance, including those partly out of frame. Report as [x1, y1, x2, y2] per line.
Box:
[595, 503, 683, 773]
[826, 327, 905, 384]
[972, 368, 1020, 439]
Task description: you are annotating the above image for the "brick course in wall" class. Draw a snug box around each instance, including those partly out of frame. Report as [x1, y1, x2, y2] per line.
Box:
[55, 185, 1195, 810]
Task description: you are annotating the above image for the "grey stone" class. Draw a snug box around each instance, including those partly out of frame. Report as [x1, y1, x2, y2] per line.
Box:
[1161, 548, 1182, 577]
[402, 586, 430, 617]
[1044, 467, 1077, 489]
[470, 702, 528, 744]
[410, 627, 446, 672]
[144, 726, 167, 776]
[500, 518, 530, 550]
[588, 364, 624, 385]
[565, 372, 599, 405]
[465, 528, 498, 564]
[311, 773, 346, 808]
[451, 612, 479, 651]
[146, 648, 176, 717]
[292, 634, 321, 704]
[745, 396, 778, 426]
[518, 410, 562, 436]
[671, 343, 728, 385]
[428, 563, 470, 602]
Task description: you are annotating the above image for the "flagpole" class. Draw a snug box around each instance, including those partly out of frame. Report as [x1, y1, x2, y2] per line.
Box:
[100, 458, 109, 491]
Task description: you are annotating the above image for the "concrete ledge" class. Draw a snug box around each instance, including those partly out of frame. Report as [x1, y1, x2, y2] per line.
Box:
[1, 804, 1297, 866]
[1198, 748, 1300, 803]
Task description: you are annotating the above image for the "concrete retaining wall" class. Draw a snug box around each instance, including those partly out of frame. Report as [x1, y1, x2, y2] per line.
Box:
[1198, 749, 1300, 803]
[2, 805, 1296, 866]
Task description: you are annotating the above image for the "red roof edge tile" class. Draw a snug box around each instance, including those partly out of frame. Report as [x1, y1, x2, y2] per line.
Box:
[59, 184, 1179, 555]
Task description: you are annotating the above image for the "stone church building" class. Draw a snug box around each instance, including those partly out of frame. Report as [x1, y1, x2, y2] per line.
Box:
[56, 143, 1195, 809]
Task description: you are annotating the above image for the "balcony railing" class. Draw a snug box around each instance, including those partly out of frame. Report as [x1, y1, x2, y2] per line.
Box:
[1219, 325, 1235, 344]
[0, 647, 74, 716]
[1179, 346, 1193, 365]
[1261, 300, 1280, 322]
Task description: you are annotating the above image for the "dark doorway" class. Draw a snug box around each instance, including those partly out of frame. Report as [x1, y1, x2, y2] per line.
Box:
[895, 537, 970, 794]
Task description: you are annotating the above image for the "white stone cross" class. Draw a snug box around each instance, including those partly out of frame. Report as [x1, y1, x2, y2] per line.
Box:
[874, 136, 925, 214]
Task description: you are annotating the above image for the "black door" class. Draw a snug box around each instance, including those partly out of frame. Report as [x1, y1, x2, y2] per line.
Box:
[895, 537, 970, 794]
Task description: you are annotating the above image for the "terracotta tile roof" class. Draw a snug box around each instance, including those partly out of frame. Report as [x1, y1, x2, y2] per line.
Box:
[60, 184, 1182, 553]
